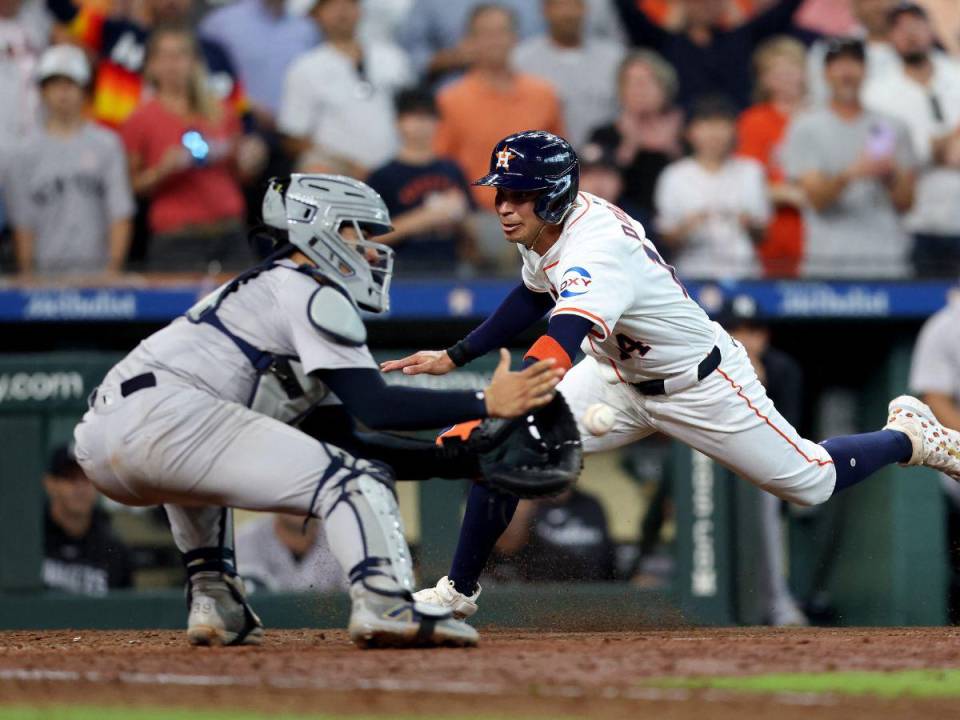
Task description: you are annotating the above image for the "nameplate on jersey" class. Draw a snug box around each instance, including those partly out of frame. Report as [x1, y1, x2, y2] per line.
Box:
[307, 285, 366, 347]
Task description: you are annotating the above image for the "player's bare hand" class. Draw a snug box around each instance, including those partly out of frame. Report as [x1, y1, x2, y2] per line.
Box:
[483, 349, 564, 418]
[380, 350, 455, 376]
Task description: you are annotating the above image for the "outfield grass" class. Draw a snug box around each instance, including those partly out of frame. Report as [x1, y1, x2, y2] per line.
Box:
[647, 669, 960, 698]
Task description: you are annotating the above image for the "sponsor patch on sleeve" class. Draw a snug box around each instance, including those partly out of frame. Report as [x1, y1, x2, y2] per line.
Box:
[558, 266, 593, 298]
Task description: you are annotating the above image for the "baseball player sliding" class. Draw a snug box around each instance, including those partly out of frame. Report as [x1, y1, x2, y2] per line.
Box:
[382, 130, 960, 622]
[73, 175, 566, 649]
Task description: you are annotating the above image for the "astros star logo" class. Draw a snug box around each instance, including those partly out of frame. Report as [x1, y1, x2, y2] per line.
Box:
[496, 149, 515, 170]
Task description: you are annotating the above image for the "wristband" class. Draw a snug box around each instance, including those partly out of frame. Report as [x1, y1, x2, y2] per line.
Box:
[524, 335, 573, 371]
[446, 339, 472, 367]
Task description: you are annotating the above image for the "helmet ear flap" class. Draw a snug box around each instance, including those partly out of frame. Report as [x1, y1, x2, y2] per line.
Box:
[534, 171, 578, 225]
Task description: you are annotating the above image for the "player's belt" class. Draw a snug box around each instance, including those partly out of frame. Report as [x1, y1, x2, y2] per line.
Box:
[120, 373, 157, 396]
[88, 372, 157, 407]
[631, 346, 721, 397]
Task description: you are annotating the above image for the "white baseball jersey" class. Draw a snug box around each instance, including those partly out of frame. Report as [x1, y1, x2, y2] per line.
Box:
[523, 192, 837, 507]
[520, 191, 716, 382]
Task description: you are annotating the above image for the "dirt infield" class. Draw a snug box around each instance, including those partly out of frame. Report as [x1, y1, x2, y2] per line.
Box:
[2, 628, 960, 718]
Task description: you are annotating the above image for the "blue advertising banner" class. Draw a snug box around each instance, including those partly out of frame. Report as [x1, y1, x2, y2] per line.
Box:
[0, 280, 953, 323]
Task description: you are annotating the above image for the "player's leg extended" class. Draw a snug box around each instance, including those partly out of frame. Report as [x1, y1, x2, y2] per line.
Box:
[74, 381, 477, 648]
[418, 356, 654, 616]
[646, 333, 916, 506]
[299, 403, 500, 619]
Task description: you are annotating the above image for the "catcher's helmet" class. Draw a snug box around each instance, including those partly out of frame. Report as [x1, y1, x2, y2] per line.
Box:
[473, 130, 579, 224]
[262, 174, 395, 313]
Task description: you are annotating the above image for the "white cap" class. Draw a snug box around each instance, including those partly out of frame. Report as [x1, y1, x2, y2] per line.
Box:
[36, 45, 91, 86]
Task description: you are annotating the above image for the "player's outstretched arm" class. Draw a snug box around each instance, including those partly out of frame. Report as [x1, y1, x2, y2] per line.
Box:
[319, 350, 562, 432]
[380, 283, 554, 375]
[380, 349, 455, 376]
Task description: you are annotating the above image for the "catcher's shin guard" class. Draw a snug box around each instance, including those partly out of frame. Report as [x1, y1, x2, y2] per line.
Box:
[312, 448, 414, 598]
[310, 445, 478, 648]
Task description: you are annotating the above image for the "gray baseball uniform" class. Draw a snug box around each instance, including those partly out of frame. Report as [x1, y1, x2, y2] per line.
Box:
[73, 258, 412, 595]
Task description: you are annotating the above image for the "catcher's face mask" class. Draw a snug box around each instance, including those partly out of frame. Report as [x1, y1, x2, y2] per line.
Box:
[262, 174, 395, 313]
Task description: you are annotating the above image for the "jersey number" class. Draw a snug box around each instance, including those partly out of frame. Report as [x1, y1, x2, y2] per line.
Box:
[605, 202, 689, 298]
[616, 333, 651, 361]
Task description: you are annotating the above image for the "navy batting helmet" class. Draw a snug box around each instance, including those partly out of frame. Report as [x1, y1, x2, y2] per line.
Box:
[473, 130, 579, 224]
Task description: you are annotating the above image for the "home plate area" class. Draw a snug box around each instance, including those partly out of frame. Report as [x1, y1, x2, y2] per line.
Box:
[2, 628, 960, 719]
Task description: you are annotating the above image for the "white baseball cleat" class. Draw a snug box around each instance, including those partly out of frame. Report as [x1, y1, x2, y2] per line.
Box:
[412, 576, 481, 620]
[884, 395, 960, 482]
[347, 586, 479, 649]
[186, 571, 264, 646]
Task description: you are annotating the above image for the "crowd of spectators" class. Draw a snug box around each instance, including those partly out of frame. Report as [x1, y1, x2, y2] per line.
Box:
[2, 0, 960, 280]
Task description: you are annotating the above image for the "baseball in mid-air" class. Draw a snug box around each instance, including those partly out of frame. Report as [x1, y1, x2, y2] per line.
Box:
[583, 403, 615, 436]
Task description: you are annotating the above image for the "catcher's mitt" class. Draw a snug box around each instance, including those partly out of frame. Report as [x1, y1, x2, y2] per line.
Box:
[439, 394, 583, 498]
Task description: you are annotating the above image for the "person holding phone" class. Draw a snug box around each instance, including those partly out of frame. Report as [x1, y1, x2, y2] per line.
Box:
[781, 37, 916, 278]
[121, 25, 255, 273]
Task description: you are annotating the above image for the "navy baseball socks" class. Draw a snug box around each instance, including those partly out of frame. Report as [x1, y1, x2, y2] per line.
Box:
[448, 483, 519, 596]
[826, 394, 960, 495]
[822, 429, 914, 496]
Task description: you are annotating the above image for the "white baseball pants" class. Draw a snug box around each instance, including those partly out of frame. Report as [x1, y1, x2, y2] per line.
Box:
[560, 330, 837, 506]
